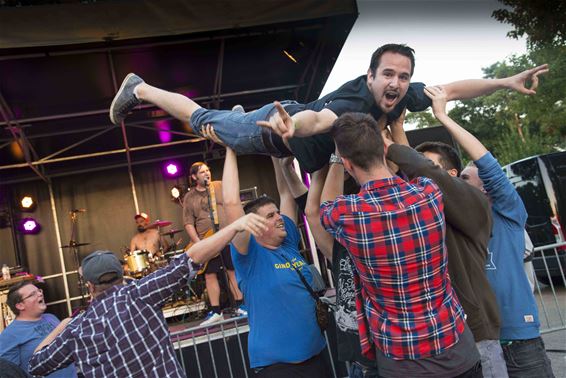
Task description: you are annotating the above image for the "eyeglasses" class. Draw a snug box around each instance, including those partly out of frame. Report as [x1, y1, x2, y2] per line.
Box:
[20, 288, 43, 302]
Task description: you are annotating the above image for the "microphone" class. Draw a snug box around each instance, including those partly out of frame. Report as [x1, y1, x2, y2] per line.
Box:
[71, 209, 87, 213]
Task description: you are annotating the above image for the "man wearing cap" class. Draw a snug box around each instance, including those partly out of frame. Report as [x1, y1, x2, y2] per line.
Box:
[130, 212, 168, 257]
[28, 213, 268, 378]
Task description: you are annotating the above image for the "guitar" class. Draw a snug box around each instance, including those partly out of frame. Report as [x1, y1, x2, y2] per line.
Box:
[184, 229, 215, 275]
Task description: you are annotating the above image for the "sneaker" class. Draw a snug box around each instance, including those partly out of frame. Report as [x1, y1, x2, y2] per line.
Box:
[200, 311, 223, 326]
[231, 104, 245, 113]
[109, 73, 144, 125]
[234, 306, 248, 317]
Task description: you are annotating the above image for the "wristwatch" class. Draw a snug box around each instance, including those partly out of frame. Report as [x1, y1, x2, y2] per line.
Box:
[329, 153, 343, 165]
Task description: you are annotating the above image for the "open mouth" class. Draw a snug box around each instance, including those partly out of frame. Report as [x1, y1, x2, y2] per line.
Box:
[384, 91, 399, 104]
[276, 222, 285, 229]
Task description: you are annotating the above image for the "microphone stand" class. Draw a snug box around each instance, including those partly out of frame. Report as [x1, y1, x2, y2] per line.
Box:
[204, 180, 236, 312]
[69, 210, 87, 307]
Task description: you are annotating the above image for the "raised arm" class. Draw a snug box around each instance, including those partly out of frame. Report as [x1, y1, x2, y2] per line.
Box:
[424, 86, 488, 161]
[439, 64, 548, 101]
[271, 157, 298, 224]
[278, 157, 308, 199]
[321, 150, 345, 204]
[256, 101, 337, 139]
[304, 166, 333, 260]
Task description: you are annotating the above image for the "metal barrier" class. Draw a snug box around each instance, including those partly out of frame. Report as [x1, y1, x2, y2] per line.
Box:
[170, 315, 343, 378]
[531, 241, 566, 334]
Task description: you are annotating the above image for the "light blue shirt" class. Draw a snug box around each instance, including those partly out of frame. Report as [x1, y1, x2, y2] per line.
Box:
[0, 313, 77, 377]
[476, 152, 540, 340]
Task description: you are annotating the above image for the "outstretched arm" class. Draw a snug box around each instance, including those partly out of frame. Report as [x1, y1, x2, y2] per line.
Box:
[278, 157, 308, 199]
[424, 86, 487, 160]
[186, 213, 268, 263]
[256, 101, 337, 140]
[439, 64, 548, 101]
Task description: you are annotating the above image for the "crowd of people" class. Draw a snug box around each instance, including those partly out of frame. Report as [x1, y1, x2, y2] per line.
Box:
[0, 43, 554, 377]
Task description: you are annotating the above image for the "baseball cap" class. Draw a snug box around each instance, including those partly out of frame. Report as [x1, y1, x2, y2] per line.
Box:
[81, 250, 123, 285]
[134, 212, 149, 221]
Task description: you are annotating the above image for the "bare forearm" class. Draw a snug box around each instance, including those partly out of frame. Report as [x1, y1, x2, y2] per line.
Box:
[436, 113, 488, 161]
[292, 109, 337, 137]
[443, 78, 508, 101]
[321, 163, 344, 203]
[186, 223, 238, 264]
[222, 149, 242, 208]
[280, 161, 308, 199]
[272, 157, 298, 223]
[184, 224, 200, 244]
[305, 167, 333, 259]
[34, 319, 70, 353]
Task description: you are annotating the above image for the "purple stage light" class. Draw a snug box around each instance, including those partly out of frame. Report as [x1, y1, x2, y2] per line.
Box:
[18, 218, 41, 234]
[166, 163, 178, 176]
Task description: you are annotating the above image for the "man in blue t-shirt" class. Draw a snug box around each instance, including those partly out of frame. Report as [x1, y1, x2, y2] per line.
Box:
[109, 44, 547, 173]
[0, 281, 77, 378]
[217, 141, 327, 377]
[424, 84, 554, 378]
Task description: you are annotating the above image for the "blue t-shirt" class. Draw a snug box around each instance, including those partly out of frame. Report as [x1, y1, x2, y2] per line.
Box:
[476, 152, 540, 340]
[0, 314, 77, 377]
[231, 215, 326, 368]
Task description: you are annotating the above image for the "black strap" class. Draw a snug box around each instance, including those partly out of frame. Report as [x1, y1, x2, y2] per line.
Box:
[280, 254, 318, 301]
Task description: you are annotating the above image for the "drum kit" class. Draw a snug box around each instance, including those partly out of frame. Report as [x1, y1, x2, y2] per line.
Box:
[122, 220, 185, 279]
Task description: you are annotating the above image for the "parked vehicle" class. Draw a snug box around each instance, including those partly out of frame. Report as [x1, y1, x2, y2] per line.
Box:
[503, 151, 566, 285]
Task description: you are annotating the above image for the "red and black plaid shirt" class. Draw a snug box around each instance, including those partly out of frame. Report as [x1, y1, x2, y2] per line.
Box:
[321, 176, 465, 360]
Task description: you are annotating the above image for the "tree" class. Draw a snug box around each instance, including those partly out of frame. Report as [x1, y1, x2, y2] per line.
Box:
[493, 0, 566, 48]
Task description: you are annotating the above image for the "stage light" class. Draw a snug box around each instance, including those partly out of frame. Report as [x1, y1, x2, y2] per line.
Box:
[171, 186, 181, 199]
[163, 161, 182, 178]
[19, 195, 37, 211]
[18, 218, 41, 234]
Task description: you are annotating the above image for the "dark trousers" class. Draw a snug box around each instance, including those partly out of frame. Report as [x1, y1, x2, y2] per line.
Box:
[502, 337, 554, 378]
[254, 352, 328, 378]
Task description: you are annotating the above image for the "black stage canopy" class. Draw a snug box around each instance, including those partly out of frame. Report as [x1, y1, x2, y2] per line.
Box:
[0, 0, 358, 184]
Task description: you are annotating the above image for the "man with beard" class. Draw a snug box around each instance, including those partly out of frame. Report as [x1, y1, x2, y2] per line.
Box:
[109, 44, 546, 173]
[129, 212, 168, 258]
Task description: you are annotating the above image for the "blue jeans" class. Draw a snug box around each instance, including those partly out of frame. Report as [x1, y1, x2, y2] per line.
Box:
[476, 339, 508, 378]
[190, 101, 296, 156]
[501, 337, 554, 378]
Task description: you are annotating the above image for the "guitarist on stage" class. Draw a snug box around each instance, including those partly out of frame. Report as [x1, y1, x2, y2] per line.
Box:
[182, 162, 246, 325]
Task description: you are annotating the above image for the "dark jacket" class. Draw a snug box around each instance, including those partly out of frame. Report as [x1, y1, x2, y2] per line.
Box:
[388, 144, 500, 342]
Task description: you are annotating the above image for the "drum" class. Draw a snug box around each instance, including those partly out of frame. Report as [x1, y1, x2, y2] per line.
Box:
[124, 250, 150, 275]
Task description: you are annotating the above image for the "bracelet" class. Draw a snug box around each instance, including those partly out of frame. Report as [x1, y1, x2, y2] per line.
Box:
[329, 153, 343, 165]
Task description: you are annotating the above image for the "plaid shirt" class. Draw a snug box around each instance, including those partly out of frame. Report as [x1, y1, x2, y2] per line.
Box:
[29, 254, 196, 378]
[321, 176, 465, 360]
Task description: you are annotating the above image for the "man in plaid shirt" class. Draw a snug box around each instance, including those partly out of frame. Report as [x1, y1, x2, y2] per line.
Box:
[28, 213, 267, 378]
[320, 112, 482, 377]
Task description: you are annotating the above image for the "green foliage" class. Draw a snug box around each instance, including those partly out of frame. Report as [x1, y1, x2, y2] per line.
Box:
[406, 110, 437, 129]
[493, 0, 566, 48]
[440, 45, 565, 165]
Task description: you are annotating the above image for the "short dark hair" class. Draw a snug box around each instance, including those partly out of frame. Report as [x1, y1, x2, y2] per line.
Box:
[369, 44, 415, 77]
[415, 141, 463, 175]
[6, 281, 34, 316]
[243, 195, 277, 215]
[331, 112, 385, 171]
[189, 162, 207, 186]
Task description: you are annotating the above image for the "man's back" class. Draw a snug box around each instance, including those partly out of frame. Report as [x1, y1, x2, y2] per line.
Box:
[30, 255, 194, 378]
[321, 176, 465, 360]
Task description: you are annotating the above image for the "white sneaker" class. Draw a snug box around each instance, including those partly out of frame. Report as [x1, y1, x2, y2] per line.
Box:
[234, 306, 248, 317]
[200, 311, 223, 326]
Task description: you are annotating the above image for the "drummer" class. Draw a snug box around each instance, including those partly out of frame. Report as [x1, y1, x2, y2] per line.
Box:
[129, 212, 169, 258]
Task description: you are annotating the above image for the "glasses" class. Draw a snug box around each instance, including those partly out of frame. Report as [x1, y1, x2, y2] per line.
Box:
[20, 288, 43, 302]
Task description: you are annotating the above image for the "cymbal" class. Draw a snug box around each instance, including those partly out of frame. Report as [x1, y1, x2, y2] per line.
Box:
[61, 242, 90, 249]
[160, 229, 183, 237]
[147, 220, 172, 229]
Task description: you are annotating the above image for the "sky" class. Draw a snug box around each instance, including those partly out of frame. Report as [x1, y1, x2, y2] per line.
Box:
[321, 0, 527, 96]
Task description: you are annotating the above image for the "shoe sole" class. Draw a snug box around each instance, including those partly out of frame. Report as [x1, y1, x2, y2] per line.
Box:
[109, 72, 137, 125]
[200, 315, 223, 326]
